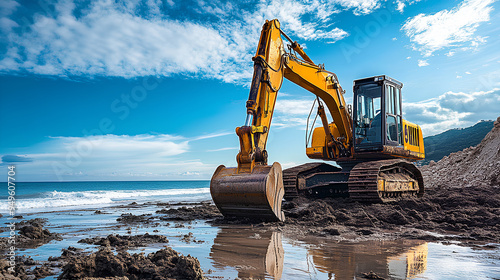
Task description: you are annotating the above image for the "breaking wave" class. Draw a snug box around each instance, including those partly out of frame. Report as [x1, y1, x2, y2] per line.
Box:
[1, 188, 210, 212]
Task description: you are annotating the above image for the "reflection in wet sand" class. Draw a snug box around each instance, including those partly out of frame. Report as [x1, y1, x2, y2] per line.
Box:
[388, 243, 427, 279]
[309, 239, 427, 279]
[210, 227, 284, 279]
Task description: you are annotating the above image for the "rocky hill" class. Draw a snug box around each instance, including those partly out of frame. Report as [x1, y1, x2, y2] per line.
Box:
[420, 116, 500, 189]
[422, 120, 494, 165]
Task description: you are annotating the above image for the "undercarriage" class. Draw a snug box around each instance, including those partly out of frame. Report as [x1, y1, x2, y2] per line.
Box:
[283, 159, 424, 203]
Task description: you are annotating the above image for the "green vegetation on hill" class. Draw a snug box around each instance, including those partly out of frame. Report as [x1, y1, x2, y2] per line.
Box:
[421, 120, 494, 165]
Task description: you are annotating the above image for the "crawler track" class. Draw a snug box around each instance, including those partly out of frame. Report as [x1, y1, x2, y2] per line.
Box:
[283, 164, 309, 200]
[283, 162, 351, 200]
[348, 159, 424, 203]
[283, 159, 424, 202]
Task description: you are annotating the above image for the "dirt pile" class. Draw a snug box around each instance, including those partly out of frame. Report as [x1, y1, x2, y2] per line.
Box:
[283, 186, 500, 241]
[178, 190, 497, 241]
[420, 116, 500, 188]
[79, 233, 169, 248]
[59, 247, 203, 280]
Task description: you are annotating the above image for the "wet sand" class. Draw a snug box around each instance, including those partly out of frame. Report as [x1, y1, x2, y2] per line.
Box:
[1, 196, 499, 280]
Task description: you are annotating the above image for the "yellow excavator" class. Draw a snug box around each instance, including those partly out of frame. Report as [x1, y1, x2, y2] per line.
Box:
[210, 19, 425, 222]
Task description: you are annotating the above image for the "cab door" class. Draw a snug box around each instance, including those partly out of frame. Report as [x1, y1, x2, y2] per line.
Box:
[383, 83, 403, 146]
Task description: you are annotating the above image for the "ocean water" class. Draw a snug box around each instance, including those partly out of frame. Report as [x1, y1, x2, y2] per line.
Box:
[0, 181, 211, 213]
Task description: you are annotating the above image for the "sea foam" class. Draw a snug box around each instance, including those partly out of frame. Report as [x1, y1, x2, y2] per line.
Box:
[0, 187, 210, 212]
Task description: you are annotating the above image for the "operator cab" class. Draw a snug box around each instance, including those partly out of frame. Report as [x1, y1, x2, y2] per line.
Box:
[353, 75, 403, 153]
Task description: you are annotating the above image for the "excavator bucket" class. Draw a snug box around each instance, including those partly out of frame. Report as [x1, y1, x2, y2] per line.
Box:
[210, 162, 285, 222]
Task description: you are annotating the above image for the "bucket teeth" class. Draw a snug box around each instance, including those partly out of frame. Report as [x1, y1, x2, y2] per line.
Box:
[210, 162, 285, 222]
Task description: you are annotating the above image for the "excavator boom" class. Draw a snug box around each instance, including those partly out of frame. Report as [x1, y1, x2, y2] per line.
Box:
[210, 19, 353, 221]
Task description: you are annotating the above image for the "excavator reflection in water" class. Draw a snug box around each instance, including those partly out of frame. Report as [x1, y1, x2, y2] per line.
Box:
[210, 227, 283, 279]
[210, 19, 425, 222]
[311, 240, 428, 279]
[209, 229, 427, 279]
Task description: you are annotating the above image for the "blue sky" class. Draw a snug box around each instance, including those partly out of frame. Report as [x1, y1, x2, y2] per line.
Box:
[1, 0, 499, 181]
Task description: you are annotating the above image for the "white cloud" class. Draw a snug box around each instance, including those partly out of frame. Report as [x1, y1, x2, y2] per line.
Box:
[273, 98, 316, 129]
[257, 0, 350, 42]
[0, 0, 19, 33]
[396, 1, 406, 12]
[404, 88, 500, 135]
[0, 1, 248, 83]
[335, 0, 382, 15]
[52, 134, 189, 157]
[280, 161, 300, 169]
[273, 116, 309, 129]
[402, 0, 494, 57]
[395, 0, 421, 13]
[418, 59, 429, 67]
[0, 0, 368, 82]
[275, 99, 316, 115]
[207, 147, 239, 152]
[190, 131, 232, 141]
[271, 97, 343, 130]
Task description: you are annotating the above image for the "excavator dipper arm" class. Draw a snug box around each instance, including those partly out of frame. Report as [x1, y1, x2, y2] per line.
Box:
[210, 19, 352, 221]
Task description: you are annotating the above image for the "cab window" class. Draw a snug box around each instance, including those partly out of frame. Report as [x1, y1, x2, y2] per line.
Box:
[355, 83, 382, 145]
[385, 85, 403, 145]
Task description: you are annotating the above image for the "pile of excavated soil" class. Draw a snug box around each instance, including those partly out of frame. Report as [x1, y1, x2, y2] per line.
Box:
[59, 247, 203, 280]
[282, 188, 499, 241]
[420, 116, 500, 189]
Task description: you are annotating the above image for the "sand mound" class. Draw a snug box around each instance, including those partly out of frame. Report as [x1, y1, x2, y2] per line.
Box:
[421, 116, 500, 188]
